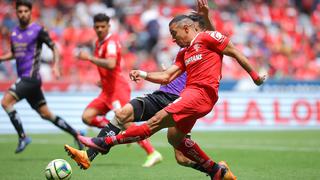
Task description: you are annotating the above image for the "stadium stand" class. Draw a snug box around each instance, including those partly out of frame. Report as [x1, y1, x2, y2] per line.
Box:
[0, 0, 319, 91]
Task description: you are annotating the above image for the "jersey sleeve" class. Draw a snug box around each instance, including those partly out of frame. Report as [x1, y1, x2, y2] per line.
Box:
[104, 39, 118, 58]
[38, 27, 55, 49]
[174, 49, 186, 71]
[202, 31, 229, 53]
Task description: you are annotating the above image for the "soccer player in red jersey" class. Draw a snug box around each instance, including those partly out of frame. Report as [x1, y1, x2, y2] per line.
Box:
[79, 13, 267, 179]
[65, 1, 216, 171]
[76, 13, 162, 167]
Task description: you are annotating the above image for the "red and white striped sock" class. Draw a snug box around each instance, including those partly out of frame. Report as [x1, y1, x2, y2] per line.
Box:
[104, 123, 152, 145]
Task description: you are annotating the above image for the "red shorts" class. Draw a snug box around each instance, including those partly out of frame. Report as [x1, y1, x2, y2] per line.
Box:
[164, 87, 218, 134]
[86, 89, 130, 115]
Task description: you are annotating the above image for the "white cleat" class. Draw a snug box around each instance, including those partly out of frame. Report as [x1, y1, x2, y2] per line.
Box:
[142, 150, 163, 168]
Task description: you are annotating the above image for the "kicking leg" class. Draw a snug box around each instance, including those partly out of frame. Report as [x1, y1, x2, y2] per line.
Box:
[78, 109, 175, 152]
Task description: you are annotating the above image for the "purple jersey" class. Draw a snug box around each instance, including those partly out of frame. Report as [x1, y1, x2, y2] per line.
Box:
[159, 48, 187, 95]
[11, 23, 54, 79]
[159, 72, 186, 96]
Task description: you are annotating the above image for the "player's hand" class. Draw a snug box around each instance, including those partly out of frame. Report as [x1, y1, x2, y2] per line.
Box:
[129, 70, 142, 82]
[53, 63, 61, 79]
[254, 74, 267, 86]
[77, 51, 91, 61]
[196, 0, 209, 16]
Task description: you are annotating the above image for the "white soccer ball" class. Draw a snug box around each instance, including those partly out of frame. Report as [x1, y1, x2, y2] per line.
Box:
[45, 159, 72, 180]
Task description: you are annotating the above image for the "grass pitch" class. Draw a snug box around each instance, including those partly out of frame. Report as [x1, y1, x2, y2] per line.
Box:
[0, 130, 319, 180]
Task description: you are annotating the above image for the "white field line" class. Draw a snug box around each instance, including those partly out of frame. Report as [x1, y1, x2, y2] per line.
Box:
[0, 138, 319, 153]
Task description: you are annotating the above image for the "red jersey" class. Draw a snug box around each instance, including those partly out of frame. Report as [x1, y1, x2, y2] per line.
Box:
[175, 31, 230, 94]
[94, 33, 130, 96]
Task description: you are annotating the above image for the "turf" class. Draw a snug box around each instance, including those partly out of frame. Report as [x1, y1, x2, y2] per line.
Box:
[0, 130, 319, 180]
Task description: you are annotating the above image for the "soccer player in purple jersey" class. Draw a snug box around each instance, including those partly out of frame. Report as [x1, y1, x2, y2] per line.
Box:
[64, 0, 215, 174]
[0, 0, 83, 153]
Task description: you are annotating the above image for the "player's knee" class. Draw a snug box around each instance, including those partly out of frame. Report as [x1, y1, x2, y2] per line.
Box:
[39, 112, 52, 121]
[115, 110, 126, 125]
[1, 99, 8, 110]
[81, 114, 91, 125]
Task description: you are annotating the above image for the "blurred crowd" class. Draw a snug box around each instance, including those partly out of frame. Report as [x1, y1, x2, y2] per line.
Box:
[0, 0, 319, 91]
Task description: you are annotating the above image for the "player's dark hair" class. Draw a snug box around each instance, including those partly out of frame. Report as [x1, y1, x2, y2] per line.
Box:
[93, 13, 110, 24]
[16, 0, 32, 10]
[169, 15, 193, 27]
[188, 14, 206, 30]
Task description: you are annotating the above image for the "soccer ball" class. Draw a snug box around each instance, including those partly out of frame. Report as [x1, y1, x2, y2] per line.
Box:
[45, 159, 72, 180]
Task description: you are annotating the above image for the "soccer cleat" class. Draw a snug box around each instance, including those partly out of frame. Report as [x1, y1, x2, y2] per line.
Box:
[15, 136, 32, 154]
[210, 161, 237, 180]
[142, 150, 163, 168]
[78, 136, 110, 154]
[64, 144, 91, 170]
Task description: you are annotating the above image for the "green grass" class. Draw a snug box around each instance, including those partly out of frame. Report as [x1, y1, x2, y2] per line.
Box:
[1, 130, 320, 180]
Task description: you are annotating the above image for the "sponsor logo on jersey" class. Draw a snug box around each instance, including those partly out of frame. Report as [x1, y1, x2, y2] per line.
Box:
[27, 30, 33, 36]
[193, 43, 200, 52]
[18, 34, 23, 39]
[185, 54, 202, 66]
[209, 31, 224, 42]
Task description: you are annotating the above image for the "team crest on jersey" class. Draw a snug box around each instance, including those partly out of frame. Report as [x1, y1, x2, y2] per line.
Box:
[18, 34, 23, 39]
[27, 30, 33, 36]
[12, 32, 17, 36]
[98, 47, 103, 56]
[193, 43, 200, 52]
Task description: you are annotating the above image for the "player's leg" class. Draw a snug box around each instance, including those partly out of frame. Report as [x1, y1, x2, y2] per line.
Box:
[1, 92, 24, 138]
[174, 147, 207, 173]
[78, 109, 175, 152]
[1, 79, 31, 153]
[168, 126, 236, 180]
[82, 95, 110, 128]
[35, 103, 84, 149]
[64, 103, 134, 169]
[169, 127, 213, 174]
[125, 98, 163, 167]
[26, 85, 84, 150]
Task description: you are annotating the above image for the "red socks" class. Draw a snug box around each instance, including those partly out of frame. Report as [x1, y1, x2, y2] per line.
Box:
[91, 116, 110, 128]
[105, 123, 152, 145]
[129, 124, 155, 154]
[137, 139, 155, 155]
[176, 138, 215, 172]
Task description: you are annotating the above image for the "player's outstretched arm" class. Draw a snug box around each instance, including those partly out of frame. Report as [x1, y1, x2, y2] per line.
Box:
[222, 41, 266, 86]
[196, 0, 215, 31]
[129, 65, 182, 85]
[77, 50, 116, 70]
